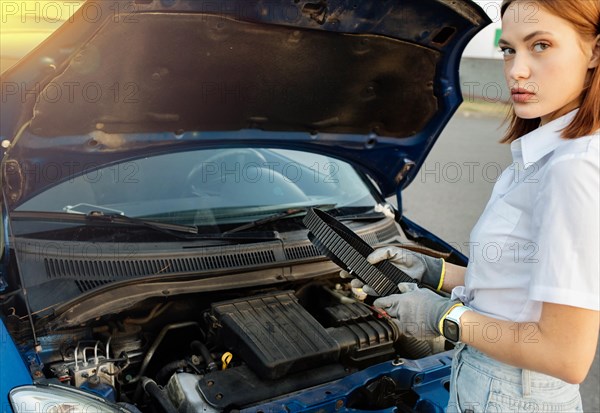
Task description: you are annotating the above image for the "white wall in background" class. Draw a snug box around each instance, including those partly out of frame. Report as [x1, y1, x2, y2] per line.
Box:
[463, 0, 503, 59]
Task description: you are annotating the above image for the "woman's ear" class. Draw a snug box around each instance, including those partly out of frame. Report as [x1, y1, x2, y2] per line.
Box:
[589, 34, 600, 69]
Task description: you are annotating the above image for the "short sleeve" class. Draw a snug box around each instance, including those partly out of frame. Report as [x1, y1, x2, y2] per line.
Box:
[529, 149, 599, 310]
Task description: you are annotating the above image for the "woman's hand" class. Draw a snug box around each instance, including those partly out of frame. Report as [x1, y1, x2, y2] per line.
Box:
[373, 282, 461, 339]
[340, 246, 447, 294]
[369, 246, 446, 288]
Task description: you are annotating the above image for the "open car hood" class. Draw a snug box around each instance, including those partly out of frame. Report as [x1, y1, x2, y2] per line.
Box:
[1, 0, 490, 206]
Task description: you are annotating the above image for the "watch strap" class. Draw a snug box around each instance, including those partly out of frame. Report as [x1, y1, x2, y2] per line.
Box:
[438, 302, 464, 336]
[449, 304, 472, 320]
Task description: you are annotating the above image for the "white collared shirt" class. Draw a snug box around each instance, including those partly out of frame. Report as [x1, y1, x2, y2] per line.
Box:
[452, 110, 600, 322]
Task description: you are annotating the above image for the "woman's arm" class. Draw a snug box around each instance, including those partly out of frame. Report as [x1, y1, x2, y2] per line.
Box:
[459, 302, 599, 384]
[440, 261, 466, 293]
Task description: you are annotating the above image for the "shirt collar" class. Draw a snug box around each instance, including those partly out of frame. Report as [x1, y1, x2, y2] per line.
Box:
[510, 109, 578, 166]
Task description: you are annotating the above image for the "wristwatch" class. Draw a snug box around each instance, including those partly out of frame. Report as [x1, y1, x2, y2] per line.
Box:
[442, 304, 472, 343]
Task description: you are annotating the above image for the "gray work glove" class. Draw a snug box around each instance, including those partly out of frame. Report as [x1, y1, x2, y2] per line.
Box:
[340, 246, 445, 295]
[373, 283, 460, 340]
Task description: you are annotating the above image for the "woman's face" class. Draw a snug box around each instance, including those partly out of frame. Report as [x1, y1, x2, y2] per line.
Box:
[500, 1, 599, 125]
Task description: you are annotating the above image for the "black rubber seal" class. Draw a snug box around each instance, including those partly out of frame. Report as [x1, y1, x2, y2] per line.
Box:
[303, 208, 425, 296]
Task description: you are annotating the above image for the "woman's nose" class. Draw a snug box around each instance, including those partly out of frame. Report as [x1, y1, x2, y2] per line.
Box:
[506, 52, 531, 82]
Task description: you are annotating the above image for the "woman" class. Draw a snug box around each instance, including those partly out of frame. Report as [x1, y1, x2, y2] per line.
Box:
[355, 0, 600, 410]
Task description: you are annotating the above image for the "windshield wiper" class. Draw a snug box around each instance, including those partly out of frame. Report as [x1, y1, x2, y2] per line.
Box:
[11, 210, 198, 235]
[88, 212, 286, 241]
[85, 211, 199, 234]
[11, 211, 285, 242]
[337, 211, 387, 221]
[223, 204, 336, 235]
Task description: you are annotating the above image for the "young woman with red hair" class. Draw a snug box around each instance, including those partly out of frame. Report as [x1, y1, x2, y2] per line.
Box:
[352, 0, 600, 410]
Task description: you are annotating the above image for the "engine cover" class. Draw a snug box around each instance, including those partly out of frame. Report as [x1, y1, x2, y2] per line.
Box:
[212, 291, 340, 380]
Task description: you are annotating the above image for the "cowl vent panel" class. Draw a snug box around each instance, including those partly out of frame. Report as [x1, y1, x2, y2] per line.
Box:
[44, 250, 277, 292]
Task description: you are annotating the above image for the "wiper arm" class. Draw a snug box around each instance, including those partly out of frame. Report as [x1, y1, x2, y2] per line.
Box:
[337, 211, 387, 221]
[88, 213, 282, 242]
[86, 211, 281, 242]
[85, 211, 199, 234]
[223, 204, 336, 235]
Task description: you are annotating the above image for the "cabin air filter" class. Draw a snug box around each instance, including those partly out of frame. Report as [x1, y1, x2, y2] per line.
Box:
[303, 208, 426, 296]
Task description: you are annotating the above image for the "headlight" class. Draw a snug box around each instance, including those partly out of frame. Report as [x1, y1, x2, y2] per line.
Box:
[9, 384, 131, 413]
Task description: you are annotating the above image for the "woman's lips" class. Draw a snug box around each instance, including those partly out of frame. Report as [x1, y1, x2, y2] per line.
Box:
[511, 88, 536, 103]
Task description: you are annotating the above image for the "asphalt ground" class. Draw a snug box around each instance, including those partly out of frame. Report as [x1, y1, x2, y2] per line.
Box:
[388, 104, 600, 411]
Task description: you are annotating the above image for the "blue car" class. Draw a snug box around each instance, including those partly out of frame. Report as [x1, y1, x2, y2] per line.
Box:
[0, 1, 490, 412]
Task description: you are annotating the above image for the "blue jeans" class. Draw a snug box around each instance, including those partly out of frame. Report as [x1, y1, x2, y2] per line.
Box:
[446, 344, 583, 413]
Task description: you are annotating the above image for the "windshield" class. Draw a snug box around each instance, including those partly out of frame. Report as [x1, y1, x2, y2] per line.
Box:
[15, 148, 379, 229]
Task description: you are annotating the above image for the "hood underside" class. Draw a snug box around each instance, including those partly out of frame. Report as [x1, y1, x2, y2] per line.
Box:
[31, 14, 439, 138]
[1, 0, 490, 202]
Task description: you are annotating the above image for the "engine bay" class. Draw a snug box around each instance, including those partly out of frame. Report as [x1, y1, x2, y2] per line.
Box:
[3, 279, 452, 412]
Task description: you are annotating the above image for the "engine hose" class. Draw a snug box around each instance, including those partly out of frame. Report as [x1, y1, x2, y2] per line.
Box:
[156, 360, 189, 385]
[130, 321, 203, 383]
[190, 341, 217, 372]
[141, 377, 178, 413]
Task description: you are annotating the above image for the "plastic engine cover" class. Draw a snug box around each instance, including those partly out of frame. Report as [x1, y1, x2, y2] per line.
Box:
[211, 291, 340, 380]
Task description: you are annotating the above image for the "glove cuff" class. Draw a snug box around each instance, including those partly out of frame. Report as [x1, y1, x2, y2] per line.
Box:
[421, 257, 445, 290]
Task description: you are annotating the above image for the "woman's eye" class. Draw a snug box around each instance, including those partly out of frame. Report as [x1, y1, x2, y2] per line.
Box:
[499, 47, 515, 57]
[533, 42, 550, 52]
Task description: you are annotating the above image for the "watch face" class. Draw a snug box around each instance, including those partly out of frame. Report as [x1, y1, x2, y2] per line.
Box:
[443, 319, 460, 342]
